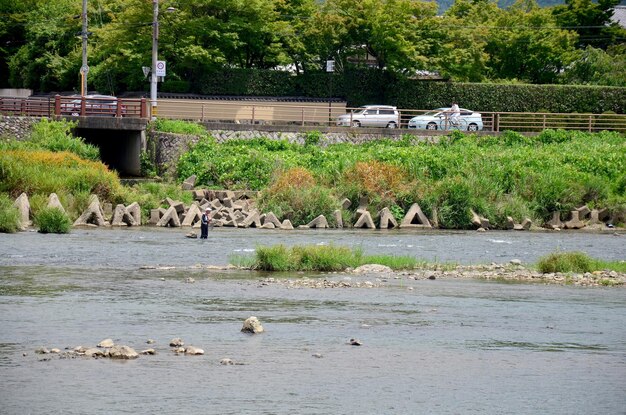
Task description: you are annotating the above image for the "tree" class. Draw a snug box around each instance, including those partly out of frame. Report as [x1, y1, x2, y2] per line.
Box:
[561, 45, 626, 86]
[484, 0, 577, 83]
[552, 0, 626, 50]
[6, 0, 82, 92]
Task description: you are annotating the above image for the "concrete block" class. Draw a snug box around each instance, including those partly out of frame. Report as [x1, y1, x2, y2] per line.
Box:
[354, 211, 375, 229]
[400, 203, 432, 228]
[378, 207, 398, 229]
[307, 215, 329, 228]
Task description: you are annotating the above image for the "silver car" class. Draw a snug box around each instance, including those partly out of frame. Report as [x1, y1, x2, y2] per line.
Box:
[407, 107, 483, 131]
[61, 94, 123, 117]
[336, 105, 400, 128]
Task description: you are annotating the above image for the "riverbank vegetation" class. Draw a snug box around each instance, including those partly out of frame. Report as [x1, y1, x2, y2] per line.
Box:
[230, 244, 422, 272]
[233, 244, 626, 276]
[536, 251, 626, 274]
[34, 207, 71, 234]
[178, 129, 626, 229]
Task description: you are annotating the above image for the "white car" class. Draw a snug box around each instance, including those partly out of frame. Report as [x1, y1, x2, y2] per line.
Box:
[407, 107, 483, 131]
[61, 94, 123, 117]
[336, 105, 400, 128]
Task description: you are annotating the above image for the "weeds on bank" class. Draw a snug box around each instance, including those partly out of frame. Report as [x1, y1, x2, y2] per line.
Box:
[0, 194, 21, 233]
[236, 244, 420, 272]
[34, 207, 71, 234]
[536, 251, 626, 273]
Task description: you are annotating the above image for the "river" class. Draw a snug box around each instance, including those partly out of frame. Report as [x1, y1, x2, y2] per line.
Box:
[1, 228, 625, 414]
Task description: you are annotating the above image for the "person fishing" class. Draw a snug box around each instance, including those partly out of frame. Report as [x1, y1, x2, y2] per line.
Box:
[200, 207, 211, 239]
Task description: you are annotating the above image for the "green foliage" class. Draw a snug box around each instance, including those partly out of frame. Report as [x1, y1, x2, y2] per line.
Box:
[175, 129, 626, 229]
[248, 244, 419, 272]
[9, 119, 100, 161]
[34, 207, 71, 234]
[151, 119, 207, 135]
[0, 193, 21, 233]
[140, 151, 157, 178]
[537, 251, 591, 273]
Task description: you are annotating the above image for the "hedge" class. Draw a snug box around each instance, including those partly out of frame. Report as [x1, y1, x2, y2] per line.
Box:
[189, 68, 625, 114]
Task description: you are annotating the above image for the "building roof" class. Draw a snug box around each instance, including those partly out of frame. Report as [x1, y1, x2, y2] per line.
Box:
[612, 5, 626, 28]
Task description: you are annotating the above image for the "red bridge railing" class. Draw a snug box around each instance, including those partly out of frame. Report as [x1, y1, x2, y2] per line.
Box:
[0, 95, 148, 119]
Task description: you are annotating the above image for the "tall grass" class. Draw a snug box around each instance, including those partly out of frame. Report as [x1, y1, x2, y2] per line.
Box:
[34, 207, 71, 234]
[0, 194, 21, 233]
[536, 251, 626, 273]
[242, 244, 419, 272]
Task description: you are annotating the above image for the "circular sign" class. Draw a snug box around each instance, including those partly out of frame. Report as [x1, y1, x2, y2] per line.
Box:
[156, 62, 165, 70]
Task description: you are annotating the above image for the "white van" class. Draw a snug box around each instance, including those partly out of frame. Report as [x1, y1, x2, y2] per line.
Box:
[336, 105, 400, 128]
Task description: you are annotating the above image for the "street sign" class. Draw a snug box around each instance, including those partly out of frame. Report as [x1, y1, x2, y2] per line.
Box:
[326, 60, 335, 73]
[80, 65, 89, 74]
[142, 66, 150, 78]
[156, 60, 166, 77]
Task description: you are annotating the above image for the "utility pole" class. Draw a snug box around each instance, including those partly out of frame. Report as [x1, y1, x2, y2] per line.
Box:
[80, 0, 88, 96]
[150, 0, 159, 119]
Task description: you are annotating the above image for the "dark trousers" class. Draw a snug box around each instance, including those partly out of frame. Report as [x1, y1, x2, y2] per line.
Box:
[200, 223, 208, 239]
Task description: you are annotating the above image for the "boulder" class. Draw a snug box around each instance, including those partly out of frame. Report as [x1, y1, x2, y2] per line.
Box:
[156, 206, 181, 227]
[514, 218, 532, 231]
[181, 175, 196, 190]
[280, 219, 294, 230]
[108, 345, 139, 359]
[400, 203, 432, 228]
[334, 210, 343, 229]
[307, 215, 329, 228]
[169, 338, 184, 347]
[47, 193, 66, 214]
[97, 338, 115, 348]
[353, 264, 393, 274]
[193, 189, 206, 201]
[357, 196, 369, 211]
[576, 205, 591, 219]
[74, 195, 108, 227]
[184, 346, 204, 355]
[242, 209, 262, 228]
[564, 210, 585, 229]
[186, 231, 198, 238]
[181, 203, 202, 227]
[261, 222, 276, 229]
[222, 197, 234, 208]
[589, 208, 609, 225]
[165, 197, 185, 214]
[149, 208, 162, 225]
[354, 210, 375, 229]
[13, 192, 31, 229]
[545, 211, 563, 229]
[262, 212, 282, 228]
[83, 347, 105, 358]
[241, 316, 264, 334]
[111, 204, 137, 226]
[126, 202, 141, 226]
[378, 207, 398, 229]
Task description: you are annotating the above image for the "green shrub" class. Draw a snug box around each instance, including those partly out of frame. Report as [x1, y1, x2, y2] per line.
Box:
[536, 252, 594, 273]
[152, 119, 207, 135]
[35, 207, 71, 234]
[0, 194, 21, 233]
[29, 119, 100, 161]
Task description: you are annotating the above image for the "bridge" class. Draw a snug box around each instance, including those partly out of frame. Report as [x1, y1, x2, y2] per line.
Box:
[0, 95, 150, 176]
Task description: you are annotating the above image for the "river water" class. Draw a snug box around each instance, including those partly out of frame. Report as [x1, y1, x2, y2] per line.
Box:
[1, 228, 625, 414]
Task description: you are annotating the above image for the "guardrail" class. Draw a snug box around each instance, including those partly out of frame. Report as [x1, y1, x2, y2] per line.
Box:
[0, 95, 148, 118]
[2, 96, 625, 133]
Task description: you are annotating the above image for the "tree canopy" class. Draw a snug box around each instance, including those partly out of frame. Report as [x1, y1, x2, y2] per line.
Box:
[1, 0, 624, 92]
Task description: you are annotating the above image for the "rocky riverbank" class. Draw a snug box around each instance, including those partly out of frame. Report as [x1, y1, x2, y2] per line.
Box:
[137, 262, 626, 287]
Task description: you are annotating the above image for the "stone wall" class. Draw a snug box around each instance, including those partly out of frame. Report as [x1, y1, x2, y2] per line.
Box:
[0, 116, 41, 141]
